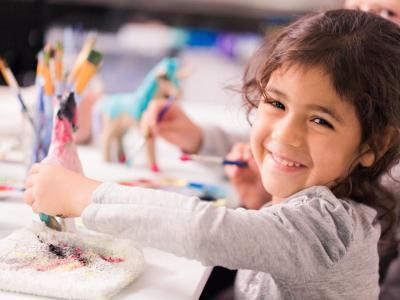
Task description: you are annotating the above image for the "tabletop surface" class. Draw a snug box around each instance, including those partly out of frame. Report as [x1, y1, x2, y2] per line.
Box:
[0, 143, 235, 299]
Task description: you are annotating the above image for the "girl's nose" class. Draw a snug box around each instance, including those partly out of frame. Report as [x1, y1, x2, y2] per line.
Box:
[271, 116, 303, 148]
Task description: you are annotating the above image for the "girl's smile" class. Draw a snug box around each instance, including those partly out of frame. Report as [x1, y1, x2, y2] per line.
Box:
[263, 147, 307, 171]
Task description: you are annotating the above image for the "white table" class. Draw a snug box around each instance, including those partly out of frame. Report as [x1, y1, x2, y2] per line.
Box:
[0, 143, 235, 300]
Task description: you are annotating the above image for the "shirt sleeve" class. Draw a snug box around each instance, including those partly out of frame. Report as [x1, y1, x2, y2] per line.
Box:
[197, 124, 249, 156]
[82, 183, 360, 283]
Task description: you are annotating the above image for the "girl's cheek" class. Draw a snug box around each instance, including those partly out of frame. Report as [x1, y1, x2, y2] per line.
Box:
[250, 131, 262, 167]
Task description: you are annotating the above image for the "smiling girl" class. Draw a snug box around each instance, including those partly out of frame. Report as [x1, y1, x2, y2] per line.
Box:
[24, 9, 400, 299]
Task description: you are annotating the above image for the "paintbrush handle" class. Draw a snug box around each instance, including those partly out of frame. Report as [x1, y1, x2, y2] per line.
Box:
[17, 93, 36, 129]
[222, 159, 248, 168]
[39, 213, 62, 231]
[181, 154, 248, 168]
[156, 96, 175, 123]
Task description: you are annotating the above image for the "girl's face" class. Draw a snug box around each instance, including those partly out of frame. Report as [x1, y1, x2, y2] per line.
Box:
[251, 65, 367, 203]
[345, 0, 400, 25]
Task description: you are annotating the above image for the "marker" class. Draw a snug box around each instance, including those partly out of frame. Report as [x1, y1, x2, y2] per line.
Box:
[180, 154, 248, 168]
[0, 185, 24, 192]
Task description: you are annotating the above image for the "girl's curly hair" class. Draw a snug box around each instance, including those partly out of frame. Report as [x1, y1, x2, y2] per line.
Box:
[243, 9, 400, 252]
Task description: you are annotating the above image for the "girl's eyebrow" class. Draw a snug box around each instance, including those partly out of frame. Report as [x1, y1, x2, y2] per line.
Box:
[266, 87, 287, 99]
[267, 86, 344, 124]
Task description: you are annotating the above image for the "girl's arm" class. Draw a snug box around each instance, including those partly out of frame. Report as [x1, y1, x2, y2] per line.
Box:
[83, 182, 367, 283]
[24, 164, 375, 283]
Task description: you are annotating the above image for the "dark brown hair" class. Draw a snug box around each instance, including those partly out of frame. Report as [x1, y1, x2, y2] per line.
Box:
[243, 9, 400, 245]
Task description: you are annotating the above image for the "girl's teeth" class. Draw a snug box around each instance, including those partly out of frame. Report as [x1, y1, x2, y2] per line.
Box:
[273, 155, 301, 168]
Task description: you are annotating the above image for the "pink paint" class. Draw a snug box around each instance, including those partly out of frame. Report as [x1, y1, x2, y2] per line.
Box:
[118, 152, 126, 163]
[100, 255, 124, 264]
[49, 117, 74, 157]
[179, 154, 191, 161]
[151, 163, 160, 173]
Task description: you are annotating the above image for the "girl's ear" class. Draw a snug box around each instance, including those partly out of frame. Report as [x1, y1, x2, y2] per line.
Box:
[359, 127, 398, 167]
[360, 150, 375, 167]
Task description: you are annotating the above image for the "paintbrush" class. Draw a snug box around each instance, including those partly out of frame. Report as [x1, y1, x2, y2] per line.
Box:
[74, 49, 103, 97]
[68, 32, 97, 85]
[42, 49, 55, 97]
[180, 153, 248, 168]
[0, 58, 36, 130]
[39, 213, 63, 231]
[54, 41, 64, 96]
[129, 96, 175, 162]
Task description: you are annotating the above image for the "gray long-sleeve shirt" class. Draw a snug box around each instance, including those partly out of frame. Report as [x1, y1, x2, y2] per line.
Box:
[82, 183, 380, 300]
[198, 124, 248, 156]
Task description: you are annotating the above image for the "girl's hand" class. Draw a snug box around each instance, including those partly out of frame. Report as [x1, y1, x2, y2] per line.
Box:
[24, 164, 101, 217]
[140, 98, 203, 154]
[225, 143, 271, 209]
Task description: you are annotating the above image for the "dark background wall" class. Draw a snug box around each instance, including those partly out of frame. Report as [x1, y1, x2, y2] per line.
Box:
[0, 0, 297, 86]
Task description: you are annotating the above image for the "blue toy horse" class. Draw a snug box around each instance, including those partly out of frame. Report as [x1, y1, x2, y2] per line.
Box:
[101, 57, 182, 171]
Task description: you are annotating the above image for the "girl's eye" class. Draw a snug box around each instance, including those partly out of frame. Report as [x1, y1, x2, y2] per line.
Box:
[266, 100, 285, 110]
[381, 9, 396, 18]
[312, 117, 334, 129]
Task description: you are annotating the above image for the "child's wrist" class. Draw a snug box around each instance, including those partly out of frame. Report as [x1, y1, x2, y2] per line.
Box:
[74, 178, 102, 217]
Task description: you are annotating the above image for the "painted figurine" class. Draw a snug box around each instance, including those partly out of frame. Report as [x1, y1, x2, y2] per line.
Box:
[42, 93, 82, 231]
[101, 57, 184, 171]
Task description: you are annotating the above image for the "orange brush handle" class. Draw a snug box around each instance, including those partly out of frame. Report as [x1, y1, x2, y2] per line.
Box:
[42, 65, 54, 96]
[55, 59, 63, 81]
[74, 62, 97, 95]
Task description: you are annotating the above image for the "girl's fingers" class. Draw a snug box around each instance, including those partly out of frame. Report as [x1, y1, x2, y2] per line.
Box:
[31, 202, 41, 214]
[28, 163, 42, 176]
[25, 173, 37, 189]
[23, 187, 34, 206]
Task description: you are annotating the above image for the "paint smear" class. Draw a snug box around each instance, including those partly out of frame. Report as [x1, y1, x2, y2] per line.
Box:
[0, 222, 144, 299]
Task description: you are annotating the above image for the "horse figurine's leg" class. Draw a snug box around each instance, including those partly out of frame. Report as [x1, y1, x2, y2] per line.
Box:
[143, 75, 181, 172]
[145, 135, 158, 172]
[102, 114, 115, 162]
[116, 114, 137, 164]
[115, 127, 127, 163]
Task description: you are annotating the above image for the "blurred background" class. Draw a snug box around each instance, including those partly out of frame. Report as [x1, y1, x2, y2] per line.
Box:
[0, 0, 343, 171]
[1, 0, 342, 88]
[0, 0, 342, 128]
